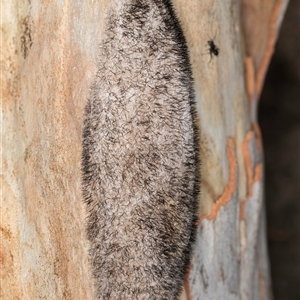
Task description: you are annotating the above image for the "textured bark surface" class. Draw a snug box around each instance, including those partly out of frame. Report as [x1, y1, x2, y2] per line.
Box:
[1, 0, 288, 299]
[177, 1, 288, 299]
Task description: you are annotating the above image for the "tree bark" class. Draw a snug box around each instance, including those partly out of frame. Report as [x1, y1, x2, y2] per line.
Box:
[1, 0, 288, 299]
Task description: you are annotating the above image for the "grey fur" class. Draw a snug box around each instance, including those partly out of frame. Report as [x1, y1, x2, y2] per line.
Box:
[82, 0, 200, 299]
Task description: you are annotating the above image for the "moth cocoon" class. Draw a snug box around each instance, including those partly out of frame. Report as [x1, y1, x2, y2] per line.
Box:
[82, 0, 200, 299]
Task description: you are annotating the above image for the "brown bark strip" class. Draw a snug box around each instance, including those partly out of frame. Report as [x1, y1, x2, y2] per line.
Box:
[184, 265, 192, 300]
[252, 122, 263, 152]
[240, 131, 263, 220]
[256, 0, 285, 98]
[244, 56, 256, 104]
[243, 132, 255, 193]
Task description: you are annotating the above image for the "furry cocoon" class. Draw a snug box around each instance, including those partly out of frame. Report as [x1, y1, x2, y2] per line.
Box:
[82, 0, 200, 299]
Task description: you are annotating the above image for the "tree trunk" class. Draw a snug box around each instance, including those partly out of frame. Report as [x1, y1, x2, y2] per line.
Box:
[1, 0, 288, 299]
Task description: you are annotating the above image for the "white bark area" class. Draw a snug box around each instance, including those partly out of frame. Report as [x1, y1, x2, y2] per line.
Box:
[177, 1, 288, 299]
[1, 0, 288, 299]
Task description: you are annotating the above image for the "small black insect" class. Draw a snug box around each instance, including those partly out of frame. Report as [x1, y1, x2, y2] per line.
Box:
[207, 39, 219, 62]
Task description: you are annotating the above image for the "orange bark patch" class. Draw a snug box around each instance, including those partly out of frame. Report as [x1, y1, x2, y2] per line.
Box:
[252, 122, 262, 152]
[254, 163, 263, 183]
[240, 131, 263, 220]
[244, 56, 256, 104]
[256, 0, 285, 98]
[196, 138, 236, 225]
[242, 131, 255, 193]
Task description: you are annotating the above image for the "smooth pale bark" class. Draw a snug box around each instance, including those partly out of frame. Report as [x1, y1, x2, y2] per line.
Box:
[1, 0, 288, 299]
